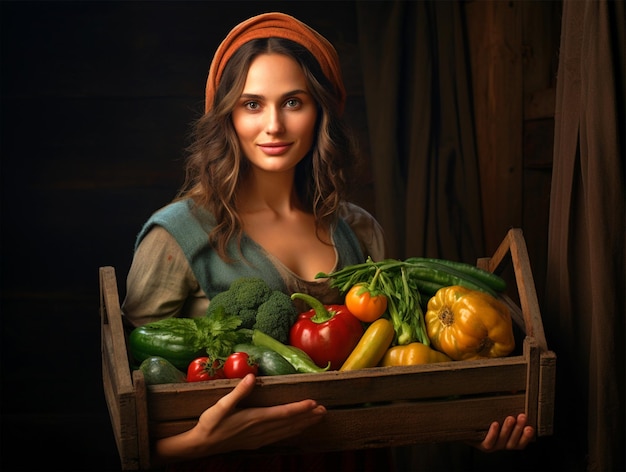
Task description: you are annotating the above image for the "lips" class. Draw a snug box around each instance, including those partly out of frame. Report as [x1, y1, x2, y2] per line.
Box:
[258, 143, 292, 156]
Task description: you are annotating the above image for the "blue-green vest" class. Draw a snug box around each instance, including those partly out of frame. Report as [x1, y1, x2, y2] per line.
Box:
[135, 199, 365, 298]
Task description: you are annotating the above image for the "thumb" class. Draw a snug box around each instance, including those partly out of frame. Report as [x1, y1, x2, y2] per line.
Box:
[212, 373, 257, 417]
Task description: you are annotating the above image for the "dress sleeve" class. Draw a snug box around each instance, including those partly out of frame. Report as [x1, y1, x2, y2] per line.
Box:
[338, 202, 387, 261]
[122, 226, 209, 327]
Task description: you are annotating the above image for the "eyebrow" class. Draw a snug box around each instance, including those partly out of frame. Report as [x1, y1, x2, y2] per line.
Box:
[239, 89, 309, 101]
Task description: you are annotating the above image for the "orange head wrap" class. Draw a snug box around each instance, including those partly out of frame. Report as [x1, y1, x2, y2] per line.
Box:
[205, 12, 346, 115]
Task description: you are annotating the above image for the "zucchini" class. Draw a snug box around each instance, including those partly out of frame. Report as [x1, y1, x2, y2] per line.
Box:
[139, 356, 187, 385]
[128, 318, 207, 370]
[233, 343, 297, 376]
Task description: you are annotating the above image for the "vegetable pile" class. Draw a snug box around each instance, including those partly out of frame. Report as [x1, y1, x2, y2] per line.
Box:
[128, 306, 245, 370]
[316, 256, 507, 347]
[128, 257, 516, 385]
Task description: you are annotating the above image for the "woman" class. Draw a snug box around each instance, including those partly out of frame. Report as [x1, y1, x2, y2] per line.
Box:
[122, 12, 534, 469]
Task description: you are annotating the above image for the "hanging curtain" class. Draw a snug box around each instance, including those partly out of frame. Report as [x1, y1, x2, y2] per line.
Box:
[544, 1, 625, 471]
[356, 0, 483, 262]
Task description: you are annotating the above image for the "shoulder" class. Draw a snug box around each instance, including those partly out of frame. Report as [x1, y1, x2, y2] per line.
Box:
[338, 201, 377, 224]
[146, 199, 214, 230]
[124, 226, 207, 325]
[338, 202, 386, 261]
[136, 199, 215, 253]
[134, 227, 197, 286]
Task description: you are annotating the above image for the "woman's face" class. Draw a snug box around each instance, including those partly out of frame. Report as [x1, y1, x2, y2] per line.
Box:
[232, 53, 318, 173]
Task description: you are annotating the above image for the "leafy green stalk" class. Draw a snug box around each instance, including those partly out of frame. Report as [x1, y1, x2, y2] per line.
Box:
[196, 306, 248, 358]
[377, 271, 412, 345]
[399, 266, 429, 346]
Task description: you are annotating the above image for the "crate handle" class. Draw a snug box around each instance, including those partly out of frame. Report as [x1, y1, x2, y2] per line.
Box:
[484, 229, 548, 352]
[100, 266, 134, 392]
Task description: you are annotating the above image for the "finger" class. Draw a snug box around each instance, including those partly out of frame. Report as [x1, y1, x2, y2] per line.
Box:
[232, 404, 327, 449]
[498, 415, 519, 450]
[504, 415, 525, 449]
[229, 400, 325, 436]
[476, 416, 513, 452]
[510, 414, 535, 450]
[478, 421, 501, 451]
[516, 425, 535, 449]
[211, 374, 257, 419]
[255, 399, 325, 419]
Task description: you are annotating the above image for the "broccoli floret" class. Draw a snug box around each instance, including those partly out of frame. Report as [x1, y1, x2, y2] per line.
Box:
[206, 290, 239, 317]
[230, 277, 272, 309]
[254, 291, 299, 344]
[205, 289, 255, 328]
[206, 277, 274, 330]
[205, 277, 300, 344]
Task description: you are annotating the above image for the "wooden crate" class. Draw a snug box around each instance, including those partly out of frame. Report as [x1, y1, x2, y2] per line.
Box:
[101, 228, 556, 470]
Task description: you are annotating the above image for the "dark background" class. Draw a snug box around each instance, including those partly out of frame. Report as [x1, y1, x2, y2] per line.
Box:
[1, 1, 567, 471]
[0, 2, 370, 471]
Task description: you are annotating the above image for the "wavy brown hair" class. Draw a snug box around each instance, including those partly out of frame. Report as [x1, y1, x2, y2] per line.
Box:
[178, 38, 358, 261]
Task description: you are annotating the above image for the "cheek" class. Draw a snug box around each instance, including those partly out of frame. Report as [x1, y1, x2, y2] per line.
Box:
[232, 113, 257, 141]
[296, 116, 317, 147]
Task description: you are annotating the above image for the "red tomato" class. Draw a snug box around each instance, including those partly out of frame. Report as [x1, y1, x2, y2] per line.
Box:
[224, 352, 259, 379]
[187, 357, 226, 382]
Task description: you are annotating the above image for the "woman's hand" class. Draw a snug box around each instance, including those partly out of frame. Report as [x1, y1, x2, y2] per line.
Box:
[472, 413, 535, 452]
[152, 374, 326, 465]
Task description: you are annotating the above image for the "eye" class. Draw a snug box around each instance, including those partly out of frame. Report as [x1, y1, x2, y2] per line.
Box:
[243, 100, 260, 111]
[284, 98, 301, 109]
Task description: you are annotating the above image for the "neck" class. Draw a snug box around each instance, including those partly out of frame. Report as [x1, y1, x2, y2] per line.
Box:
[238, 168, 303, 215]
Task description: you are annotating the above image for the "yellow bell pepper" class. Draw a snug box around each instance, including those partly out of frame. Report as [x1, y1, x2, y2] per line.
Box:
[425, 285, 515, 361]
[380, 342, 452, 366]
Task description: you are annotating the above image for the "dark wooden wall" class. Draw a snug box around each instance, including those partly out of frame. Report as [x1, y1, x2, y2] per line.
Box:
[465, 0, 561, 307]
[0, 1, 558, 470]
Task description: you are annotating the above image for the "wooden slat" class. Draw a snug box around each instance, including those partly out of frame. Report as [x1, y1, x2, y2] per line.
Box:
[133, 370, 151, 469]
[150, 394, 526, 450]
[145, 358, 528, 422]
[523, 336, 540, 432]
[100, 266, 134, 393]
[538, 350, 557, 435]
[485, 227, 513, 274]
[102, 325, 138, 467]
[100, 266, 140, 470]
[508, 229, 548, 350]
[482, 229, 548, 350]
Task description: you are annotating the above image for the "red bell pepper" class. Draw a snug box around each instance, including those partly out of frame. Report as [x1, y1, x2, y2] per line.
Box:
[289, 292, 364, 370]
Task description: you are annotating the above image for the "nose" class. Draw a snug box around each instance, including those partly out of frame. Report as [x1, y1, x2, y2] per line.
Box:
[265, 106, 285, 135]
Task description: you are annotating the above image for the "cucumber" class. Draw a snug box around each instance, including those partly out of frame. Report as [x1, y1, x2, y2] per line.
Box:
[128, 318, 207, 370]
[413, 279, 445, 298]
[233, 343, 297, 376]
[139, 356, 187, 385]
[406, 257, 507, 292]
[405, 262, 499, 297]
